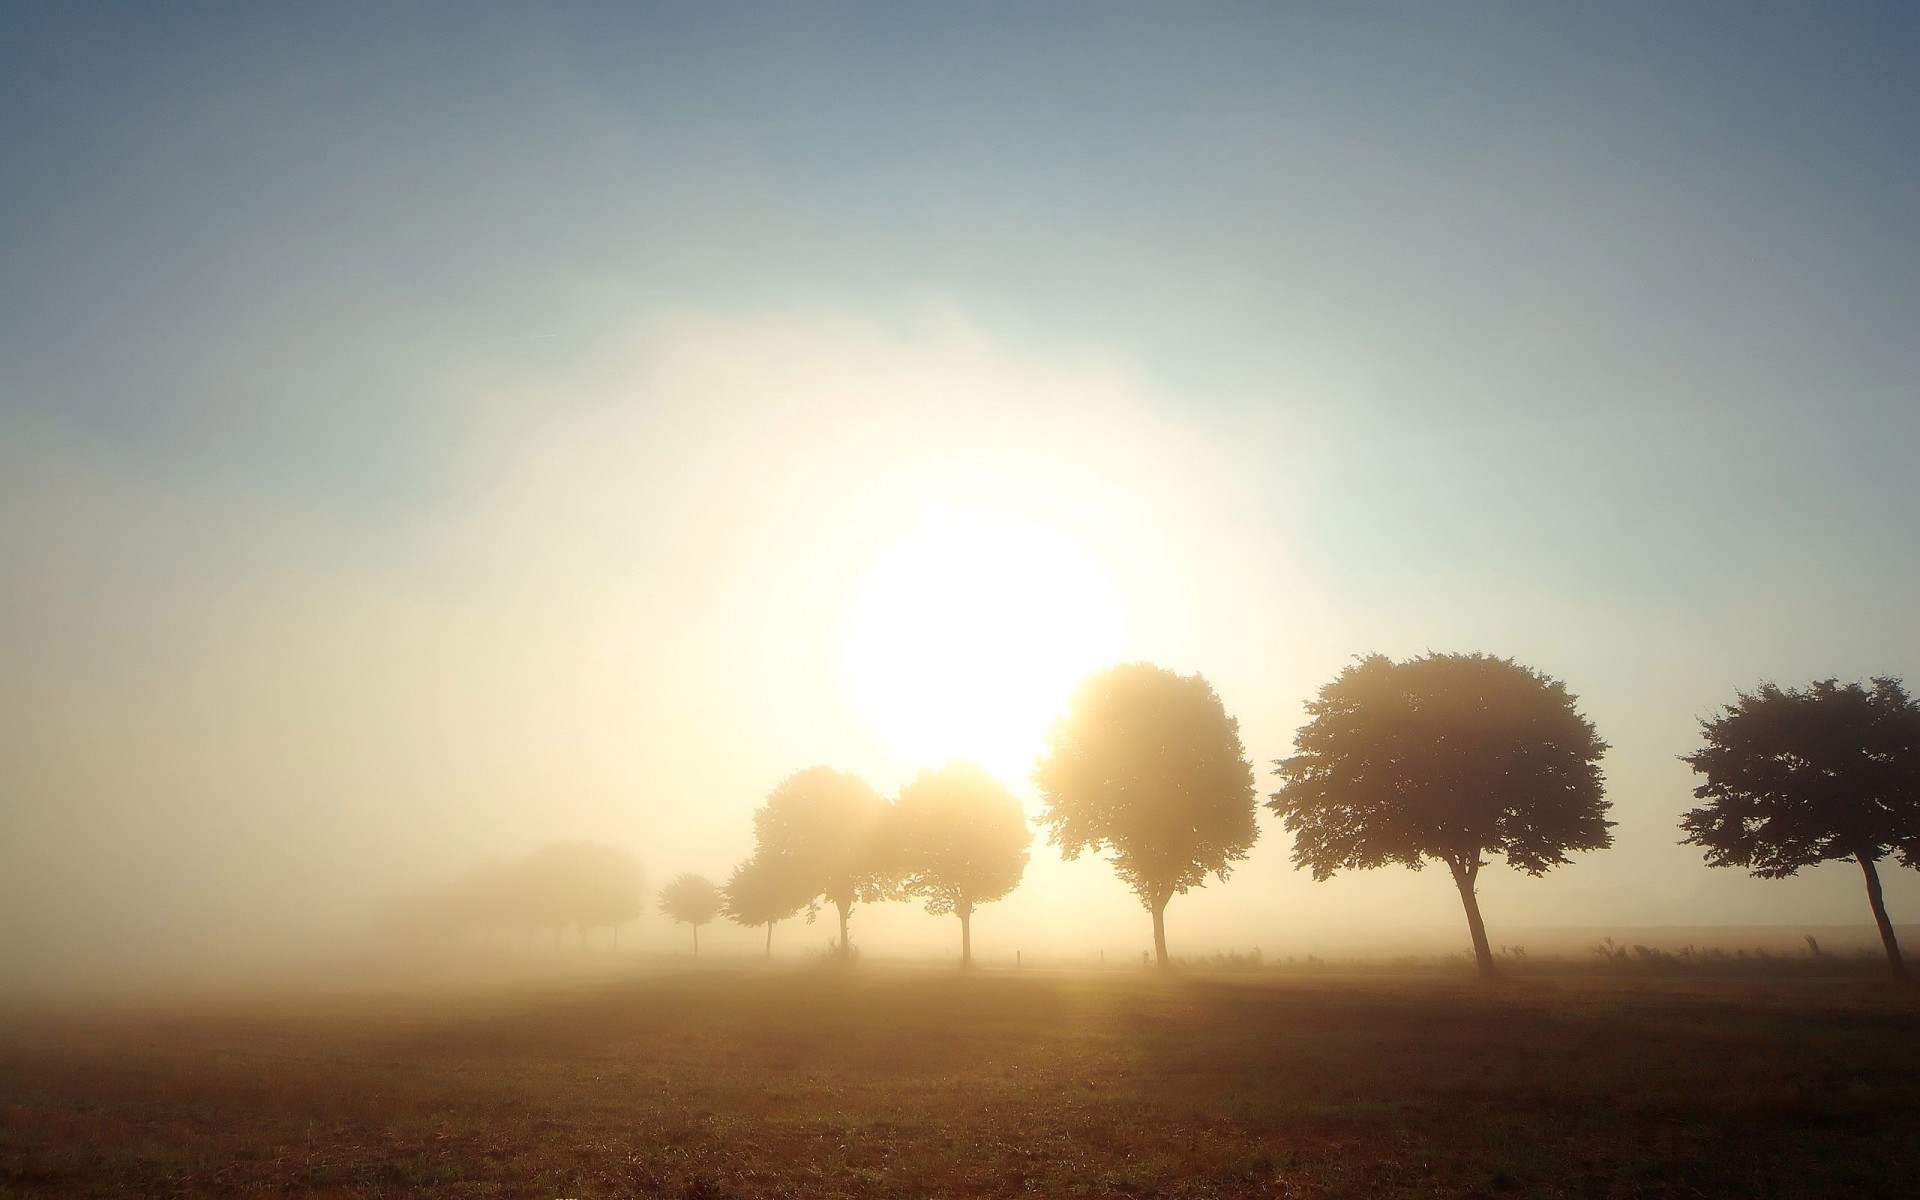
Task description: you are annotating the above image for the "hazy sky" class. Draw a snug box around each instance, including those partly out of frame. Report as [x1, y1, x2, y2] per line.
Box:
[4, 3, 1917, 982]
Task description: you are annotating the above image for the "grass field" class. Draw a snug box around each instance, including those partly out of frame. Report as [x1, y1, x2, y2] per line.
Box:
[4, 965, 1918, 1198]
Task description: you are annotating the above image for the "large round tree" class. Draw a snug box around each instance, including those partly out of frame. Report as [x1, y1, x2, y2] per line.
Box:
[747, 766, 898, 959]
[1681, 677, 1920, 978]
[894, 761, 1032, 968]
[1034, 662, 1257, 968]
[1270, 653, 1611, 980]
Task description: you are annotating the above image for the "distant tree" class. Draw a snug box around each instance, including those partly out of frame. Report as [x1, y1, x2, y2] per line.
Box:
[568, 844, 646, 949]
[518, 842, 585, 946]
[370, 880, 461, 945]
[748, 767, 898, 958]
[1034, 663, 1257, 968]
[453, 858, 526, 947]
[894, 761, 1032, 968]
[1681, 677, 1920, 978]
[514, 842, 645, 949]
[721, 851, 812, 957]
[657, 873, 723, 958]
[373, 843, 645, 953]
[1270, 653, 1611, 980]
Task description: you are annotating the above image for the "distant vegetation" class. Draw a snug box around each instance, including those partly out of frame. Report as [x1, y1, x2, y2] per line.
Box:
[374, 661, 1920, 980]
[376, 841, 644, 948]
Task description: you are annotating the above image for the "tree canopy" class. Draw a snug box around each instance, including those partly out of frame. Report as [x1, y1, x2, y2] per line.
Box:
[894, 761, 1031, 967]
[1270, 652, 1610, 979]
[1034, 662, 1257, 967]
[1680, 676, 1920, 975]
[721, 851, 813, 956]
[657, 872, 723, 957]
[747, 766, 897, 957]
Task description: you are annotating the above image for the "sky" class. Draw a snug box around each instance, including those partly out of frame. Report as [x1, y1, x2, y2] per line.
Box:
[3, 3, 1917, 984]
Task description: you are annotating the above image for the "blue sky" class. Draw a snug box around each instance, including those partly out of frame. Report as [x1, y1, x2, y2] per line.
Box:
[3, 3, 1917, 979]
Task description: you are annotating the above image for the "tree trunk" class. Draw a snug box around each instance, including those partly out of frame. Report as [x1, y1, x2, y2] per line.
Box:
[765, 922, 773, 958]
[837, 899, 852, 960]
[692, 924, 700, 960]
[1449, 859, 1500, 981]
[1150, 893, 1170, 969]
[612, 923, 620, 951]
[1858, 853, 1907, 978]
[959, 901, 973, 970]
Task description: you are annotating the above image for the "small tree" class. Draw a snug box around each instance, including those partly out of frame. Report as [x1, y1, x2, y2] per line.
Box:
[722, 852, 811, 957]
[1681, 677, 1920, 978]
[895, 761, 1032, 968]
[657, 873, 722, 958]
[748, 767, 898, 958]
[1034, 662, 1257, 968]
[1271, 653, 1611, 980]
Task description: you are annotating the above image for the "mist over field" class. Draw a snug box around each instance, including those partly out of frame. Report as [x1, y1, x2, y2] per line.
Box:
[3, 4, 1918, 999]
[8, 7, 1920, 1198]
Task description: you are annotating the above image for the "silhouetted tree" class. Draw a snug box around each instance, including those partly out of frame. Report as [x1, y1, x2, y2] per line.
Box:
[894, 761, 1032, 968]
[748, 768, 898, 956]
[1271, 653, 1611, 980]
[721, 851, 812, 957]
[1034, 663, 1257, 968]
[1681, 677, 1920, 978]
[748, 767, 898, 958]
[657, 873, 723, 958]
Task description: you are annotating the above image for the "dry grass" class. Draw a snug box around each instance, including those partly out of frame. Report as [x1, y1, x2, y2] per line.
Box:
[4, 966, 1919, 1198]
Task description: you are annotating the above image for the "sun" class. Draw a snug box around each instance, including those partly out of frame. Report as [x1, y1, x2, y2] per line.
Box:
[832, 505, 1129, 785]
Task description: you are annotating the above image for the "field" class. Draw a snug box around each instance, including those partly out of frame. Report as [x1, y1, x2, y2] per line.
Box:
[4, 965, 1918, 1198]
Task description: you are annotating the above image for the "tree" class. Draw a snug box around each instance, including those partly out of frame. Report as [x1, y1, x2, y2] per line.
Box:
[517, 842, 586, 946]
[721, 851, 812, 957]
[657, 873, 722, 958]
[1270, 653, 1611, 980]
[747, 767, 898, 958]
[371, 843, 645, 952]
[894, 761, 1032, 968]
[565, 843, 646, 948]
[1680, 677, 1920, 978]
[516, 842, 645, 948]
[1034, 662, 1257, 968]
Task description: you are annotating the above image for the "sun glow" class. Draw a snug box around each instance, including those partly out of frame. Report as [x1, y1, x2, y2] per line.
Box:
[833, 505, 1129, 785]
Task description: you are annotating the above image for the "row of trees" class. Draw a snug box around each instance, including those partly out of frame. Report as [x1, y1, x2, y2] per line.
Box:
[668, 762, 1034, 966]
[376, 841, 646, 946]
[1028, 655, 1917, 981]
[1028, 656, 1914, 980]
[387, 657, 1920, 982]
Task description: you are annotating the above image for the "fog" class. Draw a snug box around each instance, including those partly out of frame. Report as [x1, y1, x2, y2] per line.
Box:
[4, 5, 1917, 994]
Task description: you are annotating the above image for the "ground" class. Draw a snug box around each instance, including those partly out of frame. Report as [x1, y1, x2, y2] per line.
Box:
[4, 965, 1918, 1198]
